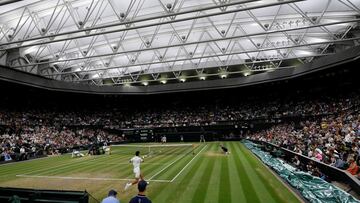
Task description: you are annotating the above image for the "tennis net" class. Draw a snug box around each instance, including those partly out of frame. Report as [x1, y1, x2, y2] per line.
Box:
[110, 143, 196, 156]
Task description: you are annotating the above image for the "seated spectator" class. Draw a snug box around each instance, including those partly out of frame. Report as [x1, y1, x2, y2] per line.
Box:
[2, 150, 12, 161]
[334, 154, 346, 169]
[292, 155, 301, 168]
[129, 180, 151, 203]
[314, 149, 323, 162]
[101, 189, 119, 203]
[346, 158, 359, 175]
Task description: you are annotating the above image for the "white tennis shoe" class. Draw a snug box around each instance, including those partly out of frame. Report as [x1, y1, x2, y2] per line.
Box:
[124, 182, 132, 191]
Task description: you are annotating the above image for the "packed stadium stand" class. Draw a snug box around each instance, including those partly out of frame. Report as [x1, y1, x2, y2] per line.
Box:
[1, 0, 360, 202]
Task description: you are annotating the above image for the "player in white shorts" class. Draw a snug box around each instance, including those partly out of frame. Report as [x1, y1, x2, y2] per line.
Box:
[124, 151, 144, 191]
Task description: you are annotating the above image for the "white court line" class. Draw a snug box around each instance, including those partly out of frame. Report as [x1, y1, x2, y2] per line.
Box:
[16, 174, 171, 183]
[170, 144, 208, 182]
[148, 152, 188, 180]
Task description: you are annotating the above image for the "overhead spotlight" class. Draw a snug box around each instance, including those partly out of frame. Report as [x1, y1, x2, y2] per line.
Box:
[180, 78, 186, 82]
[200, 76, 206, 80]
[244, 72, 250, 77]
[166, 3, 172, 10]
[220, 74, 227, 79]
[142, 81, 149, 86]
[160, 80, 167, 84]
[120, 13, 125, 19]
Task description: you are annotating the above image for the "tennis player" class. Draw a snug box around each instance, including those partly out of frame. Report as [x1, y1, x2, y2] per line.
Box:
[220, 144, 230, 155]
[124, 151, 144, 191]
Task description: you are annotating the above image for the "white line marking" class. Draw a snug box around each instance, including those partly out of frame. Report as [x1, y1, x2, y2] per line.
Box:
[170, 144, 207, 182]
[16, 174, 171, 183]
[148, 152, 187, 180]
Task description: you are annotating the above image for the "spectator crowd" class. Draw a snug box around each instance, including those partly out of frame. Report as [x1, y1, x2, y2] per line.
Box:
[1, 83, 359, 179]
[248, 95, 360, 178]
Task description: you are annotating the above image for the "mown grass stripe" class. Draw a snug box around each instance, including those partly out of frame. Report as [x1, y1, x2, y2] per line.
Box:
[0, 142, 302, 203]
[174, 147, 213, 202]
[203, 143, 222, 203]
[238, 143, 301, 203]
[22, 155, 119, 175]
[227, 142, 247, 203]
[231, 142, 262, 203]
[152, 153, 195, 180]
[235, 143, 278, 203]
[190, 144, 216, 202]
[0, 155, 80, 174]
[143, 146, 191, 179]
[154, 144, 205, 180]
[151, 146, 207, 202]
[37, 155, 131, 176]
[218, 149, 231, 203]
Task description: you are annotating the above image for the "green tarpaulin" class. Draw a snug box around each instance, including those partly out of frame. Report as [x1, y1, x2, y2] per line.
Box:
[243, 140, 360, 203]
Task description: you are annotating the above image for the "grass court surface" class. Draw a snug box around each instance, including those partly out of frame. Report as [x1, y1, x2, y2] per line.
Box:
[0, 142, 302, 203]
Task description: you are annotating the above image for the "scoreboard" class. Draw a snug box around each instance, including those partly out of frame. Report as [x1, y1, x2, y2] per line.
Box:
[123, 129, 153, 141]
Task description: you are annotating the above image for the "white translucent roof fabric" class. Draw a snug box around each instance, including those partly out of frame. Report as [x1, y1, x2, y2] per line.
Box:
[0, 0, 359, 85]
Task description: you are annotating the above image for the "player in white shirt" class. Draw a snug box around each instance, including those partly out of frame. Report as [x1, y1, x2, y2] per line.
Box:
[124, 151, 144, 191]
[72, 149, 85, 158]
[161, 136, 167, 144]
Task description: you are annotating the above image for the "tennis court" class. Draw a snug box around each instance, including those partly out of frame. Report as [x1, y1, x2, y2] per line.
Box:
[0, 142, 302, 203]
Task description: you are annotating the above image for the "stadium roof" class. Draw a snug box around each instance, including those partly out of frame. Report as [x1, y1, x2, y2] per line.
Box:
[0, 0, 359, 87]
